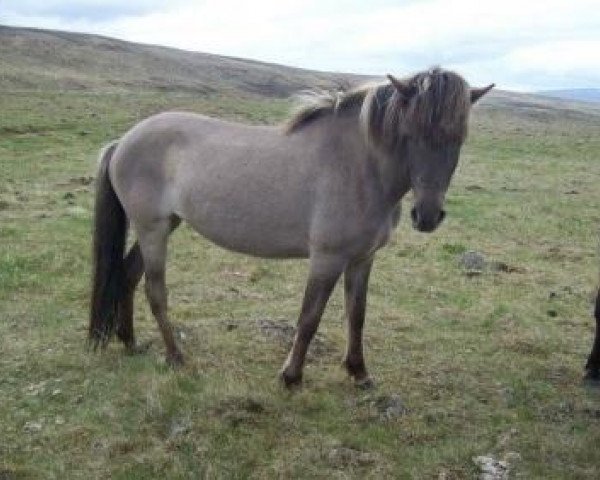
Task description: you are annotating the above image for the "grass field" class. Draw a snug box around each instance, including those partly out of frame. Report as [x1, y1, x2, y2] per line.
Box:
[1, 86, 600, 479]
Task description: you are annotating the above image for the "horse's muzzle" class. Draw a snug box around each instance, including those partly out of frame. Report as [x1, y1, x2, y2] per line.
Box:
[411, 207, 446, 232]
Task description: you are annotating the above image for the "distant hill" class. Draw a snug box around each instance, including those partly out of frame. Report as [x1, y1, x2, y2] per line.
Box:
[0, 25, 360, 96]
[2, 24, 600, 126]
[537, 89, 600, 104]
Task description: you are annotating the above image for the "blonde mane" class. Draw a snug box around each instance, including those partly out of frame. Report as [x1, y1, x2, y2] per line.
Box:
[285, 67, 471, 149]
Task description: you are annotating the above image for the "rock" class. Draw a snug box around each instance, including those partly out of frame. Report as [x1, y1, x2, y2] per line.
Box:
[458, 251, 486, 272]
[168, 417, 192, 438]
[473, 453, 519, 480]
[373, 394, 408, 420]
[458, 252, 525, 275]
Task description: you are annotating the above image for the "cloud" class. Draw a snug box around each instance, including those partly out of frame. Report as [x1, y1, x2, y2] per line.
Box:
[2, 0, 172, 21]
[2, 0, 599, 90]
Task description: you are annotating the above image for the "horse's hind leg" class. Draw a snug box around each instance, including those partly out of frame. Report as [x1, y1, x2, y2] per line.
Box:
[116, 242, 145, 352]
[136, 217, 183, 366]
[585, 287, 600, 382]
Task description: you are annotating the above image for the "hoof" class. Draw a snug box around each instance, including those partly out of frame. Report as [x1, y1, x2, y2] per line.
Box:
[125, 340, 152, 356]
[279, 369, 303, 389]
[166, 350, 185, 368]
[354, 376, 375, 390]
[342, 359, 372, 389]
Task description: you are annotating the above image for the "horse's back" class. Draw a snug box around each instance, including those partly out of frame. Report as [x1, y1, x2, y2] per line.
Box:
[109, 112, 316, 257]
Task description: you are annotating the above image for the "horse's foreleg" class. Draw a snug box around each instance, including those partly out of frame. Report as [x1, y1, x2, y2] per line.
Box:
[137, 219, 183, 366]
[280, 254, 346, 387]
[342, 257, 374, 388]
[585, 287, 600, 381]
[116, 243, 144, 351]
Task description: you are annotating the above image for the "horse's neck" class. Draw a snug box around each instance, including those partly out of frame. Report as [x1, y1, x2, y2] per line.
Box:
[326, 112, 410, 207]
[368, 143, 410, 206]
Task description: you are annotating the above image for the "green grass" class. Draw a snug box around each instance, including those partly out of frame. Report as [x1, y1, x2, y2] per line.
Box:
[1, 89, 600, 479]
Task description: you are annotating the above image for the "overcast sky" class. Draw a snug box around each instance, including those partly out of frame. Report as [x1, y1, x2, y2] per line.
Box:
[2, 0, 599, 91]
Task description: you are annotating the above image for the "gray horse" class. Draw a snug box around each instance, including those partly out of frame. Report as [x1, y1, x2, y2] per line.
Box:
[89, 67, 493, 387]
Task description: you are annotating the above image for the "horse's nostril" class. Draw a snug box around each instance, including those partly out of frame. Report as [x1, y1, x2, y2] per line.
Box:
[411, 207, 418, 223]
[439, 210, 446, 223]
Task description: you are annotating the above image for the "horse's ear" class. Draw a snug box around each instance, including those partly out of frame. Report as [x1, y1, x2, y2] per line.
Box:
[470, 83, 495, 104]
[387, 74, 417, 99]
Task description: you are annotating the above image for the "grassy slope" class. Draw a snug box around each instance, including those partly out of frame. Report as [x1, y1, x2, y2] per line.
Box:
[0, 25, 359, 96]
[2, 27, 600, 480]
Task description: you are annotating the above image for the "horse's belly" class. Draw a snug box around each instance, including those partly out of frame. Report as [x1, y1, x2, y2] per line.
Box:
[179, 196, 311, 259]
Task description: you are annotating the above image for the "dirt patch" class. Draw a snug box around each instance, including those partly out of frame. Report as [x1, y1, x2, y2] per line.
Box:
[327, 446, 377, 468]
[211, 395, 267, 427]
[255, 318, 334, 359]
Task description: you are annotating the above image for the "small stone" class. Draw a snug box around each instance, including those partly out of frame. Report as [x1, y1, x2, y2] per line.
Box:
[52, 388, 61, 396]
[168, 417, 192, 438]
[458, 251, 486, 272]
[55, 416, 65, 425]
[473, 454, 512, 480]
[373, 394, 408, 420]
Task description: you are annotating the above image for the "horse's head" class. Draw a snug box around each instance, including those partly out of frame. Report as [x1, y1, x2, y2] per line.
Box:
[387, 71, 494, 233]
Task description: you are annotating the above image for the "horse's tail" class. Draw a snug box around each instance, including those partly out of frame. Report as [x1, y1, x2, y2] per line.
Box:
[89, 141, 127, 349]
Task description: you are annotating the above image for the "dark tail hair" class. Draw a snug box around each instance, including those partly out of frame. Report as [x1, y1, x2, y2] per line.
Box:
[89, 141, 127, 349]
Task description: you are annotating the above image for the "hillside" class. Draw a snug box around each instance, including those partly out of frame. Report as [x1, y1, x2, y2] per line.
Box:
[0, 25, 359, 96]
[538, 88, 600, 104]
[3, 24, 600, 124]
